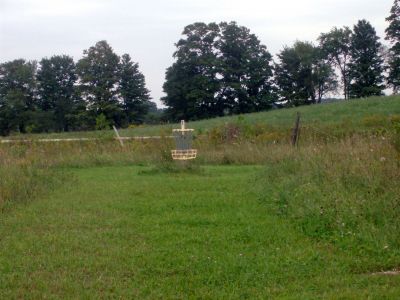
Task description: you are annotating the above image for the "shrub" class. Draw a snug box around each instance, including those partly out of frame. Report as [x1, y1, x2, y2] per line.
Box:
[95, 114, 111, 130]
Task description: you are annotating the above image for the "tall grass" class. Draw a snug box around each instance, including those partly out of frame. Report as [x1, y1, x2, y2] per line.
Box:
[0, 145, 63, 212]
[257, 134, 400, 272]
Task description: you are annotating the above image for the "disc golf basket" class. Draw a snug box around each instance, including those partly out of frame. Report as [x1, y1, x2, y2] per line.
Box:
[171, 120, 197, 160]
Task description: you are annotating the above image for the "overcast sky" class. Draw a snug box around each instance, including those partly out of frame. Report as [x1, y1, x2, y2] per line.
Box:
[0, 0, 394, 106]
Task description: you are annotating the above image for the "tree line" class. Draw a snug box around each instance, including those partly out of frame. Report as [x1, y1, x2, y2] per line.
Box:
[163, 0, 399, 120]
[0, 0, 399, 135]
[0, 41, 154, 135]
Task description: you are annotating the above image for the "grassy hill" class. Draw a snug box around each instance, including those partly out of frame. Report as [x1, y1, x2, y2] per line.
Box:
[2, 95, 400, 140]
[148, 95, 400, 136]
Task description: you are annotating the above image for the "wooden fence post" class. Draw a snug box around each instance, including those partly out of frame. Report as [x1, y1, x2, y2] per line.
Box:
[291, 112, 301, 147]
[113, 125, 124, 147]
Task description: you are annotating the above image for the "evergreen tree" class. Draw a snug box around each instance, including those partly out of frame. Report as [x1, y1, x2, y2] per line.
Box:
[77, 40, 122, 126]
[37, 55, 77, 131]
[385, 0, 400, 92]
[348, 20, 385, 98]
[119, 54, 151, 124]
[0, 59, 37, 135]
[318, 26, 352, 99]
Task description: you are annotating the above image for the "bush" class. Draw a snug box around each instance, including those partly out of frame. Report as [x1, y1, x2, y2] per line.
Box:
[95, 113, 111, 130]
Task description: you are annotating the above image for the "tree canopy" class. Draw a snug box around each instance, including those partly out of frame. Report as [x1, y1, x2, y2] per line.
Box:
[0, 15, 394, 135]
[163, 23, 221, 120]
[385, 0, 400, 92]
[37, 55, 77, 131]
[0, 41, 153, 135]
[275, 41, 337, 106]
[119, 54, 152, 124]
[348, 20, 385, 98]
[77, 40, 122, 126]
[217, 22, 275, 114]
[0, 59, 37, 134]
[319, 27, 352, 99]
[162, 22, 275, 121]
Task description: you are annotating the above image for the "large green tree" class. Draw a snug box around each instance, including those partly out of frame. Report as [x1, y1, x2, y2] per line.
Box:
[163, 22, 220, 120]
[275, 41, 337, 106]
[348, 20, 385, 98]
[218, 21, 275, 114]
[0, 59, 37, 135]
[163, 22, 275, 120]
[385, 0, 400, 92]
[119, 54, 151, 125]
[318, 26, 352, 99]
[77, 40, 122, 126]
[37, 55, 77, 131]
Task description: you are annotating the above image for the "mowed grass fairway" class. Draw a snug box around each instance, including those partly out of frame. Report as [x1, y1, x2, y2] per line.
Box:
[1, 165, 399, 299]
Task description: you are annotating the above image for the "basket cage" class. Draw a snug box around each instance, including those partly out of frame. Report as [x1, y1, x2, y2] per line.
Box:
[171, 120, 197, 160]
[173, 131, 193, 150]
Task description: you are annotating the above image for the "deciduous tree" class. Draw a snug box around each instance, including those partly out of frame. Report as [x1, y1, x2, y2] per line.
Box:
[77, 40, 122, 125]
[275, 41, 337, 106]
[0, 59, 37, 134]
[163, 22, 220, 120]
[218, 21, 275, 114]
[37, 55, 77, 131]
[162, 22, 275, 120]
[319, 27, 352, 99]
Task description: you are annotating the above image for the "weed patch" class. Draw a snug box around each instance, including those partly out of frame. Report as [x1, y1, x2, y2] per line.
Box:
[257, 137, 400, 273]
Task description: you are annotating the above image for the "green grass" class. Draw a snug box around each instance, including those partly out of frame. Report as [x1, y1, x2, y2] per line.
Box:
[0, 96, 399, 298]
[1, 165, 399, 299]
[2, 95, 400, 140]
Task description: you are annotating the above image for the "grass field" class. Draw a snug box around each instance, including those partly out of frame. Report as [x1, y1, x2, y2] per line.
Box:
[1, 165, 399, 299]
[1, 96, 400, 298]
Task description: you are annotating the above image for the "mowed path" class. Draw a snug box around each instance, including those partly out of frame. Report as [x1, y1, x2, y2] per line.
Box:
[0, 166, 399, 299]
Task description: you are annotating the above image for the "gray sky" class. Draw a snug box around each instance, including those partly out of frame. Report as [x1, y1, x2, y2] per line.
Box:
[0, 0, 394, 106]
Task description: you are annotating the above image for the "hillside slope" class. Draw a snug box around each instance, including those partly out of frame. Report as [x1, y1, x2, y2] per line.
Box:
[2, 95, 399, 140]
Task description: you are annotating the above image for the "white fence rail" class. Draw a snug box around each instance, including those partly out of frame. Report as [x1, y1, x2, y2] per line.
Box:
[0, 136, 174, 144]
